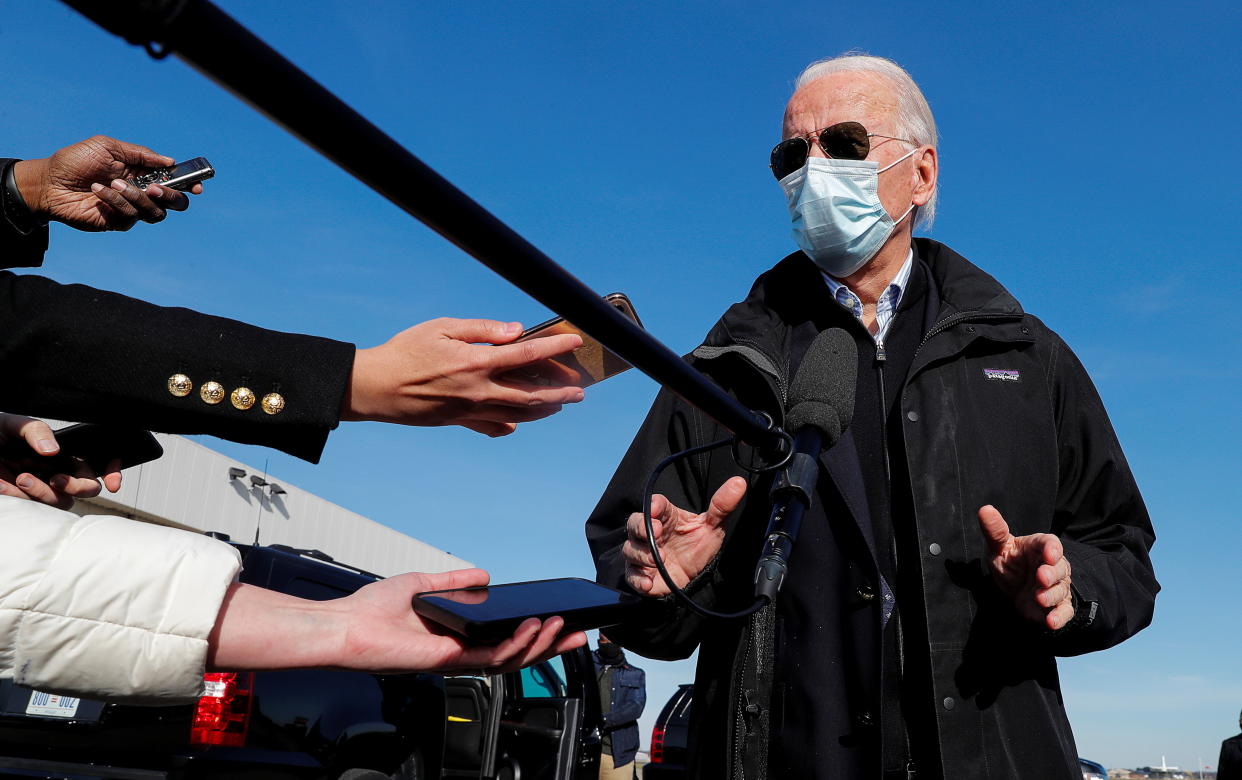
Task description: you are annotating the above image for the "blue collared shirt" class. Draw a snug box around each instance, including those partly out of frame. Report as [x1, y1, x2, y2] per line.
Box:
[822, 249, 914, 344]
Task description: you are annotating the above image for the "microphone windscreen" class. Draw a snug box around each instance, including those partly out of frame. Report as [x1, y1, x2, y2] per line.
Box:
[785, 327, 857, 445]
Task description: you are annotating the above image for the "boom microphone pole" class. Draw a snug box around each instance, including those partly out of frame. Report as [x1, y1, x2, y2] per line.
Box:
[58, 0, 782, 452]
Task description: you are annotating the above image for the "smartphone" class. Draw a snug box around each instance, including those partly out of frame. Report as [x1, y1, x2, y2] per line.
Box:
[0, 423, 164, 479]
[412, 577, 642, 642]
[511, 293, 642, 387]
[128, 157, 215, 192]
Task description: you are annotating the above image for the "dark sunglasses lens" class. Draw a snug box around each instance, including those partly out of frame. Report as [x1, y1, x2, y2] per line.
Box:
[819, 121, 870, 160]
[771, 138, 809, 180]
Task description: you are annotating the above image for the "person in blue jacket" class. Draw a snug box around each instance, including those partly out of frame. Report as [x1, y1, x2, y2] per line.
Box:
[593, 634, 646, 779]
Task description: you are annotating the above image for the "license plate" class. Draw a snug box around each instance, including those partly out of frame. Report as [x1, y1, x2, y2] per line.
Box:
[25, 690, 80, 718]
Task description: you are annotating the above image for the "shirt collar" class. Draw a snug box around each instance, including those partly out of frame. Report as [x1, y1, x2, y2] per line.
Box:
[821, 248, 914, 342]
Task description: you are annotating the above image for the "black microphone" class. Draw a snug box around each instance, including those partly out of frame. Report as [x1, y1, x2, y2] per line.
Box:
[754, 327, 857, 602]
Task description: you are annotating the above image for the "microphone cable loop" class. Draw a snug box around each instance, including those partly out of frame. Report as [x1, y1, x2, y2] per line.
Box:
[730, 412, 794, 476]
[642, 436, 770, 621]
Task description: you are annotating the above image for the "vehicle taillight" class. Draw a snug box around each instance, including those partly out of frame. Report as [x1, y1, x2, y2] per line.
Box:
[190, 672, 254, 747]
[650, 724, 666, 764]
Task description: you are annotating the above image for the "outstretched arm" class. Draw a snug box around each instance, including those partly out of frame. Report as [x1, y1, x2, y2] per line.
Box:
[207, 568, 586, 675]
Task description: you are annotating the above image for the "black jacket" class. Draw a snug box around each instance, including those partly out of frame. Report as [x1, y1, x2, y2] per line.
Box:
[1, 213, 354, 463]
[587, 239, 1158, 779]
[1220, 733, 1242, 780]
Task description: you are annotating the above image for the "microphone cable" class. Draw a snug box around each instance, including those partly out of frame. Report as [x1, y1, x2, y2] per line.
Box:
[640, 422, 792, 621]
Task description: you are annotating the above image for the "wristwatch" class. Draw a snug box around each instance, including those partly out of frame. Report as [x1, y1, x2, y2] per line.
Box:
[2, 158, 46, 236]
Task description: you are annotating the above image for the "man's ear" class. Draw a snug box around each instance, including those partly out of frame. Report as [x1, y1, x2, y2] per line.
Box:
[911, 146, 938, 207]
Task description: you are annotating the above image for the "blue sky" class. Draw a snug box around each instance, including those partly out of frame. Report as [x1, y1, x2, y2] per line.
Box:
[7, 0, 1241, 770]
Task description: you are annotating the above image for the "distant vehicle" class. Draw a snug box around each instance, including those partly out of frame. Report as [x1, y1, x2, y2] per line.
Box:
[1080, 757, 1107, 779]
[643, 683, 693, 780]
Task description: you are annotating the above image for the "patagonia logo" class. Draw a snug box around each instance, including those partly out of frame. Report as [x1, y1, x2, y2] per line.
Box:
[983, 368, 1021, 382]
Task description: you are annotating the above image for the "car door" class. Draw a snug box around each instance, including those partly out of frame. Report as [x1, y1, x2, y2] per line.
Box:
[489, 647, 601, 780]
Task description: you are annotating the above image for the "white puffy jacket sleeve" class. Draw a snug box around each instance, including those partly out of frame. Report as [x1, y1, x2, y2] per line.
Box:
[0, 496, 242, 702]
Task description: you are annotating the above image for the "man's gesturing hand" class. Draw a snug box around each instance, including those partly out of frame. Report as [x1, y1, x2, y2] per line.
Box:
[14, 136, 201, 232]
[978, 505, 1074, 631]
[344, 318, 586, 437]
[623, 476, 748, 597]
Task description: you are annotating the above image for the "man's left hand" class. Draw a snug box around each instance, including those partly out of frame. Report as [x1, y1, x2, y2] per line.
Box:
[978, 505, 1074, 631]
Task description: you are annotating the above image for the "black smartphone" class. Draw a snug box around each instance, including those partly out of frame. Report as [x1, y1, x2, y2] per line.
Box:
[128, 157, 215, 192]
[0, 423, 164, 480]
[509, 292, 642, 387]
[412, 577, 641, 642]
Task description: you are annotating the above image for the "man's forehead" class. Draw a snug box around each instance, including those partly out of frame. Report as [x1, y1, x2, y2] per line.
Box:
[783, 71, 899, 133]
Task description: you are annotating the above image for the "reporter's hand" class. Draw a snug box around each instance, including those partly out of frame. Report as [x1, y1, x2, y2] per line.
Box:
[343, 317, 586, 437]
[336, 569, 587, 675]
[0, 415, 122, 509]
[978, 505, 1075, 631]
[622, 476, 747, 597]
[13, 135, 203, 232]
[207, 568, 588, 675]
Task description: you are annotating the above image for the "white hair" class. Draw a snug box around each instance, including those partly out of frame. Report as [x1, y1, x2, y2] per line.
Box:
[793, 54, 939, 228]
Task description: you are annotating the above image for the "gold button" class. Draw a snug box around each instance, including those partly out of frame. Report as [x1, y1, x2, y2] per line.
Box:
[167, 374, 193, 397]
[231, 387, 256, 411]
[261, 393, 286, 416]
[200, 381, 225, 405]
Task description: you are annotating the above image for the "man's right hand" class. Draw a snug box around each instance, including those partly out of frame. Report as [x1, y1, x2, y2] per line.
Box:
[622, 476, 747, 597]
[343, 317, 586, 437]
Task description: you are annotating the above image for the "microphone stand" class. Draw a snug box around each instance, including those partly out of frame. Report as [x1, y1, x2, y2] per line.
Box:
[753, 426, 823, 602]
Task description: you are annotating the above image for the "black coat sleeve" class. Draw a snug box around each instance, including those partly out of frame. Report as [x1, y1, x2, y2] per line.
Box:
[1045, 333, 1160, 655]
[0, 271, 355, 463]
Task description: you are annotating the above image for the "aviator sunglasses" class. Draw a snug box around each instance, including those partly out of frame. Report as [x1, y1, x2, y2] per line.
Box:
[770, 121, 915, 180]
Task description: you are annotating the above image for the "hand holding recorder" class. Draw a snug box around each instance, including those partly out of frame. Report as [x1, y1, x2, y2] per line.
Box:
[10, 135, 206, 232]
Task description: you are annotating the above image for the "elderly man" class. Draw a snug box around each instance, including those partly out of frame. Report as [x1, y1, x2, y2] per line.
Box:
[586, 54, 1158, 780]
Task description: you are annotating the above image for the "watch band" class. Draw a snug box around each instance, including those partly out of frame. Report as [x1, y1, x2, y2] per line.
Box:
[2, 158, 45, 236]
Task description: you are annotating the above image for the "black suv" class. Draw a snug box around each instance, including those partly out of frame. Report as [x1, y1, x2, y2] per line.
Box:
[0, 539, 609, 780]
[643, 684, 692, 780]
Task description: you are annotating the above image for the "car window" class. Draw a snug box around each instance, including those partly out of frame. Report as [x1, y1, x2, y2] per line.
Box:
[518, 658, 567, 698]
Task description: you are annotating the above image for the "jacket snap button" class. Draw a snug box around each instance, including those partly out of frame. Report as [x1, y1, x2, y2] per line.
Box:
[855, 711, 874, 728]
[966, 325, 976, 332]
[928, 543, 942, 556]
[906, 410, 919, 422]
[856, 585, 876, 602]
[943, 697, 956, 711]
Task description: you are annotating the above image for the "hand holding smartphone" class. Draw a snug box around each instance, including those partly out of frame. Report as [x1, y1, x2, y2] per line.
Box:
[412, 578, 641, 642]
[507, 293, 642, 388]
[0, 423, 163, 481]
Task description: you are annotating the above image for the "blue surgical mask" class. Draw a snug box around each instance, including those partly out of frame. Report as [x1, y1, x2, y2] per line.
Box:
[779, 151, 916, 278]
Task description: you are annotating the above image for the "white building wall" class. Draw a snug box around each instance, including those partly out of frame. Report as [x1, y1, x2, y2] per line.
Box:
[65, 430, 470, 577]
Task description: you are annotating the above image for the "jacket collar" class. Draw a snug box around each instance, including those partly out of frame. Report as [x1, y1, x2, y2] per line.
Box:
[692, 238, 1025, 390]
